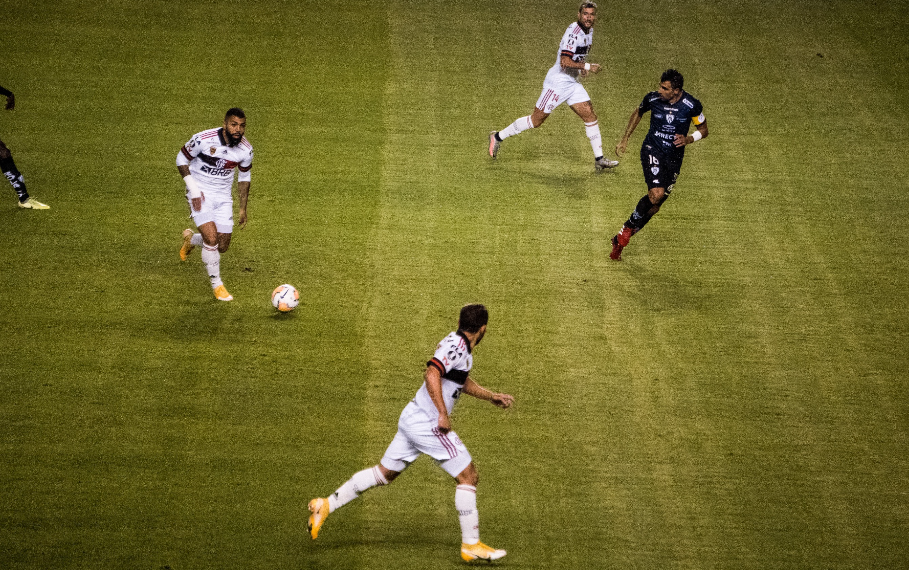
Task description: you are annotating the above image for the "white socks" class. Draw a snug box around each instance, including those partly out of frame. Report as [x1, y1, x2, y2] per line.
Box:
[456, 484, 480, 545]
[201, 243, 222, 288]
[498, 115, 534, 140]
[328, 466, 388, 513]
[585, 120, 603, 158]
[322, 467, 481, 545]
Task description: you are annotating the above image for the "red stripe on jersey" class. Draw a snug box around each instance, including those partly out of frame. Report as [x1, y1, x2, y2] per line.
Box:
[181, 146, 193, 160]
[240, 139, 252, 149]
[572, 24, 582, 35]
[238, 164, 252, 172]
[432, 428, 459, 458]
[428, 358, 446, 374]
[561, 49, 575, 58]
[200, 131, 219, 140]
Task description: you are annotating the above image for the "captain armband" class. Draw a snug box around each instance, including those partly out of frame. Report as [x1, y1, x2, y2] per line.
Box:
[690, 131, 703, 142]
[183, 174, 202, 199]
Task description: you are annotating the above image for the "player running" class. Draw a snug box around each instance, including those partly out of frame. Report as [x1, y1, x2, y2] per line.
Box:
[1, 84, 50, 210]
[177, 108, 253, 301]
[610, 69, 709, 260]
[306, 304, 514, 563]
[488, 2, 619, 172]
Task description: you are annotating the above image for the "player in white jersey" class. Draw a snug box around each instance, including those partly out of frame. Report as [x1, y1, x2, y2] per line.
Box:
[307, 304, 515, 562]
[489, 2, 619, 172]
[177, 108, 253, 301]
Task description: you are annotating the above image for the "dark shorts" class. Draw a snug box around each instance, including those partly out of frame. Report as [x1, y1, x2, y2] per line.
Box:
[640, 145, 682, 193]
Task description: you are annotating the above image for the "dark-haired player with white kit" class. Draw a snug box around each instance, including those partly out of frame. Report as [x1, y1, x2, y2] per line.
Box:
[489, 2, 619, 171]
[177, 108, 253, 301]
[307, 304, 514, 562]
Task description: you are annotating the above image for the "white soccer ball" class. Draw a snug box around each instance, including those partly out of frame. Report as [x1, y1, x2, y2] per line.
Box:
[271, 284, 299, 312]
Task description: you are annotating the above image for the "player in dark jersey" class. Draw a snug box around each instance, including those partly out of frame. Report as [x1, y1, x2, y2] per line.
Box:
[609, 69, 708, 260]
[0, 84, 50, 209]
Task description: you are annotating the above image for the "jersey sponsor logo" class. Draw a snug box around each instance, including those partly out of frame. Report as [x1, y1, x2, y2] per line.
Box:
[200, 164, 235, 177]
[682, 98, 694, 108]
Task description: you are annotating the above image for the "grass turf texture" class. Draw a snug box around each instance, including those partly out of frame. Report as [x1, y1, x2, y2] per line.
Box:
[1, 0, 907, 568]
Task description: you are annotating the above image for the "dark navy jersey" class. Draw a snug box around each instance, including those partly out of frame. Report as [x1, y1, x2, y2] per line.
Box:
[639, 91, 705, 159]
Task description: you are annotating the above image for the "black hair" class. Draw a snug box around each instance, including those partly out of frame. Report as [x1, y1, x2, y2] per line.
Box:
[225, 107, 246, 121]
[458, 304, 489, 333]
[661, 69, 684, 90]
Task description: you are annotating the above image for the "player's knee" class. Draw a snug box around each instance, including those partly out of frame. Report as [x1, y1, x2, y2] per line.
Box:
[456, 464, 479, 486]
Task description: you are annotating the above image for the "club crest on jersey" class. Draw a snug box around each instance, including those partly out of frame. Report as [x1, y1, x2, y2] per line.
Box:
[651, 167, 660, 176]
[209, 147, 218, 155]
[666, 113, 675, 124]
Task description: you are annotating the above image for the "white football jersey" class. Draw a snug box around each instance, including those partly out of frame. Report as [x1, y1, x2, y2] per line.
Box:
[179, 127, 253, 195]
[550, 21, 594, 81]
[412, 331, 474, 420]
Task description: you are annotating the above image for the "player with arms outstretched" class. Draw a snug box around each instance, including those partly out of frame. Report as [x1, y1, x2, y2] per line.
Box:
[177, 108, 253, 301]
[307, 304, 514, 563]
[610, 69, 709, 260]
[489, 2, 619, 171]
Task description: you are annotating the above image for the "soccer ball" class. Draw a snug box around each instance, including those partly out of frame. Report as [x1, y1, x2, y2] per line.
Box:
[271, 284, 299, 312]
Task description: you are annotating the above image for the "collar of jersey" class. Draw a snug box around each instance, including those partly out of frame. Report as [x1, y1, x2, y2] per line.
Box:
[455, 330, 473, 353]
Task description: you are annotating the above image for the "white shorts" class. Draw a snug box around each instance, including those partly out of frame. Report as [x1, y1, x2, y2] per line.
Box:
[187, 191, 234, 233]
[380, 401, 473, 478]
[535, 67, 591, 114]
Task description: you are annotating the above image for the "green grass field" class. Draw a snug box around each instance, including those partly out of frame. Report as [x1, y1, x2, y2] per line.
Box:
[1, 1, 907, 568]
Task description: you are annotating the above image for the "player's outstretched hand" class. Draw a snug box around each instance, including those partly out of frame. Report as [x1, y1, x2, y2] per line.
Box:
[191, 194, 203, 212]
[238, 209, 248, 229]
[5, 94, 14, 111]
[437, 415, 453, 434]
[589, 63, 602, 74]
[491, 393, 514, 409]
[615, 139, 628, 157]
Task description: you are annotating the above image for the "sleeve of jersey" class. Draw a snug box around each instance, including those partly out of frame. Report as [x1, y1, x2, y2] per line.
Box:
[237, 150, 253, 182]
[177, 135, 201, 166]
[427, 357, 446, 375]
[692, 101, 706, 125]
[559, 32, 577, 60]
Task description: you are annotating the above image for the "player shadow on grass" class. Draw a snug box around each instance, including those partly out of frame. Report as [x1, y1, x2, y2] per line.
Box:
[615, 259, 708, 313]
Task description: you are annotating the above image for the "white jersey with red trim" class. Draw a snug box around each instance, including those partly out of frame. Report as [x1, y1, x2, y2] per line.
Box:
[411, 331, 474, 420]
[549, 21, 594, 82]
[179, 127, 253, 196]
